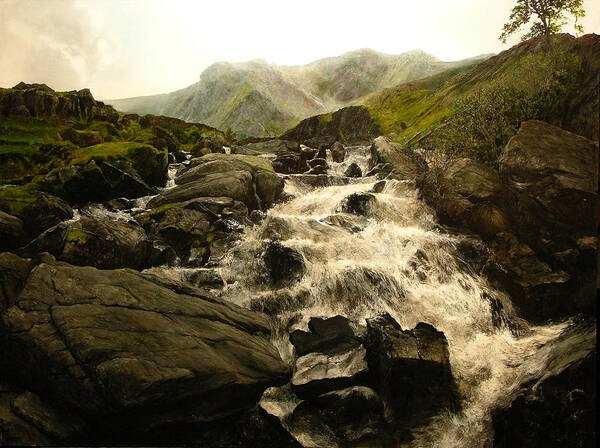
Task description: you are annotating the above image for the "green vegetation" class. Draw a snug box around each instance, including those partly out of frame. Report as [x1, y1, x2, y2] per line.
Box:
[363, 33, 597, 167]
[500, 0, 585, 43]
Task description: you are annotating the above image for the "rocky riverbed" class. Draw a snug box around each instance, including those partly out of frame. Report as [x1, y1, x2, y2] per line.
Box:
[0, 114, 597, 446]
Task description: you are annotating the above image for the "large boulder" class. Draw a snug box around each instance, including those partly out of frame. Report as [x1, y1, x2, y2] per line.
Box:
[17, 193, 73, 237]
[344, 162, 362, 177]
[19, 217, 151, 270]
[0, 211, 24, 251]
[151, 154, 283, 211]
[338, 193, 376, 216]
[365, 314, 459, 422]
[0, 262, 291, 435]
[262, 241, 306, 288]
[500, 120, 598, 258]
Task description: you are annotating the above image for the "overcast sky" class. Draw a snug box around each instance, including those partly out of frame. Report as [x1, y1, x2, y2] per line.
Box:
[1, 0, 598, 99]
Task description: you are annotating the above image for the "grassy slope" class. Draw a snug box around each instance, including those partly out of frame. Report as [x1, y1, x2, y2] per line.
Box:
[361, 34, 599, 145]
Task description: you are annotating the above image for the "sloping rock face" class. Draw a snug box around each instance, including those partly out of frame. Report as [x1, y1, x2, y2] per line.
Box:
[0, 83, 118, 123]
[492, 318, 596, 448]
[17, 193, 73, 237]
[500, 120, 597, 258]
[282, 106, 381, 147]
[0, 261, 291, 441]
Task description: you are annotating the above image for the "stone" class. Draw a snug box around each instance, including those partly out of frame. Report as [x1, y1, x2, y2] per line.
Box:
[291, 346, 370, 398]
[330, 141, 345, 163]
[0, 211, 24, 251]
[287, 386, 389, 448]
[289, 315, 361, 356]
[20, 217, 151, 270]
[17, 193, 73, 236]
[0, 252, 30, 313]
[0, 262, 291, 431]
[368, 136, 426, 180]
[339, 193, 376, 216]
[344, 162, 362, 177]
[365, 313, 459, 421]
[262, 241, 306, 288]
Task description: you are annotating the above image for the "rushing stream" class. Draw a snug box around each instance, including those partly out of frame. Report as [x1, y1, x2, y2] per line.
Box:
[77, 145, 593, 447]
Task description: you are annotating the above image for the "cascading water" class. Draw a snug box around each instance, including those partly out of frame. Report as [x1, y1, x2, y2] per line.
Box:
[216, 145, 588, 447]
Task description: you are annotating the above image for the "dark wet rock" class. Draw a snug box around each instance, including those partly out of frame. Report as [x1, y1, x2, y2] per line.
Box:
[316, 147, 327, 159]
[0, 211, 24, 251]
[365, 313, 459, 421]
[339, 192, 376, 216]
[321, 214, 365, 233]
[291, 345, 370, 399]
[344, 162, 362, 177]
[184, 269, 225, 289]
[250, 209, 267, 225]
[105, 197, 136, 211]
[0, 262, 291, 433]
[236, 139, 300, 156]
[330, 141, 345, 162]
[291, 174, 350, 189]
[366, 162, 392, 177]
[97, 160, 155, 198]
[0, 382, 85, 446]
[42, 160, 112, 204]
[272, 152, 309, 174]
[307, 166, 328, 175]
[371, 180, 386, 193]
[262, 241, 306, 288]
[492, 318, 596, 448]
[139, 197, 248, 265]
[308, 158, 328, 170]
[0, 252, 30, 313]
[153, 154, 283, 211]
[148, 240, 177, 267]
[287, 386, 389, 448]
[485, 232, 574, 323]
[17, 193, 73, 237]
[19, 217, 151, 270]
[289, 315, 362, 356]
[143, 405, 301, 448]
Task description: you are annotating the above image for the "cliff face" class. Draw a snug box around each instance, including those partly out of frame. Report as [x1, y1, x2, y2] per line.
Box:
[0, 83, 119, 123]
[281, 106, 381, 147]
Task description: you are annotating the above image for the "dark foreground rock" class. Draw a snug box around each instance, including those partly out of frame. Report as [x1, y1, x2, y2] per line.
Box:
[262, 241, 306, 288]
[17, 193, 73, 237]
[365, 313, 460, 421]
[0, 261, 291, 442]
[287, 386, 390, 448]
[0, 211, 24, 251]
[492, 317, 596, 448]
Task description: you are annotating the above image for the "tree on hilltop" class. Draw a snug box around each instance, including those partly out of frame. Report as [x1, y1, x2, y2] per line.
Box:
[500, 0, 585, 43]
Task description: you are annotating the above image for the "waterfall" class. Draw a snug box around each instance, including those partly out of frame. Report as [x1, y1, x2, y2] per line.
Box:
[216, 145, 577, 447]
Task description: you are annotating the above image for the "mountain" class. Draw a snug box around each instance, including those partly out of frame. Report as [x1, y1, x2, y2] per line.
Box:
[107, 49, 491, 138]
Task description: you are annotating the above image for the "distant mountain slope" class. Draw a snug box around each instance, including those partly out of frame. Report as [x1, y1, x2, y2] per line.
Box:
[360, 33, 599, 146]
[107, 50, 491, 138]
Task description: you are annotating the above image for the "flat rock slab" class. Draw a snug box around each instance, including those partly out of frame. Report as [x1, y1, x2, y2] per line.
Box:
[1, 261, 290, 427]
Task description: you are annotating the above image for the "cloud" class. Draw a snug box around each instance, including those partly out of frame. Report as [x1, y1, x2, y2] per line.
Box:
[0, 0, 118, 93]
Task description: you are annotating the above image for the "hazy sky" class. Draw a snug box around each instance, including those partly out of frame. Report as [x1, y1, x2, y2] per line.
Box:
[1, 0, 598, 99]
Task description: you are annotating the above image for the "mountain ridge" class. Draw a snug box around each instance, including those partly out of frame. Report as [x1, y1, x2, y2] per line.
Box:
[107, 48, 492, 138]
